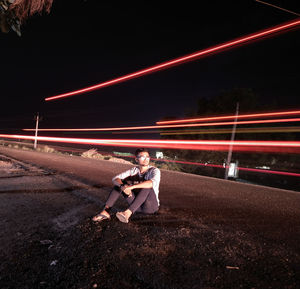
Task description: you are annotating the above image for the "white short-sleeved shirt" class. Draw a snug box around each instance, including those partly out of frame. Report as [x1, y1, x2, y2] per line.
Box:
[112, 166, 161, 205]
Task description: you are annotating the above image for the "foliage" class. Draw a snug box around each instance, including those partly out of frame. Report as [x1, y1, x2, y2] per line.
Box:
[160, 88, 300, 172]
[81, 149, 106, 160]
[0, 0, 53, 36]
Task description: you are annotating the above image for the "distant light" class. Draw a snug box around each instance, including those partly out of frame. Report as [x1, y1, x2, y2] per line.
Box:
[45, 19, 300, 101]
[23, 117, 300, 132]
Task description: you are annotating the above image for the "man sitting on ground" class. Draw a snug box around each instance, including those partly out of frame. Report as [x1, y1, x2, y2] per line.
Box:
[92, 148, 161, 223]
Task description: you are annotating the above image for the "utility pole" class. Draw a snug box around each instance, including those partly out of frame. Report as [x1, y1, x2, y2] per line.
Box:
[34, 112, 39, 149]
[225, 103, 239, 179]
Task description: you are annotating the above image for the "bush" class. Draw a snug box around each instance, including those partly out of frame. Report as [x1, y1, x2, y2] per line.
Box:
[81, 149, 105, 160]
[37, 145, 57, 153]
[154, 161, 181, 171]
[22, 146, 30, 151]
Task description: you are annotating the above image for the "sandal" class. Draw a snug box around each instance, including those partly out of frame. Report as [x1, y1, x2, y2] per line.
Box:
[92, 213, 111, 222]
[116, 212, 129, 223]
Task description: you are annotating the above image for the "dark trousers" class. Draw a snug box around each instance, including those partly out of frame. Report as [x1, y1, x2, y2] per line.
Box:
[105, 186, 159, 214]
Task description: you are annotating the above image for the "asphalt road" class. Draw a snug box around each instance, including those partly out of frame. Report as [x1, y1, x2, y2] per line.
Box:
[1, 146, 300, 288]
[1, 146, 299, 244]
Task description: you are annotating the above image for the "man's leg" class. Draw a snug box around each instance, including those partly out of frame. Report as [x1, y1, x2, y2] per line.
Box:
[138, 189, 159, 214]
[92, 186, 122, 221]
[116, 188, 159, 223]
[127, 188, 159, 214]
[105, 186, 124, 208]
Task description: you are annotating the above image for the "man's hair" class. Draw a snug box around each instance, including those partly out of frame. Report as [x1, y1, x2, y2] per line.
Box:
[135, 148, 149, 157]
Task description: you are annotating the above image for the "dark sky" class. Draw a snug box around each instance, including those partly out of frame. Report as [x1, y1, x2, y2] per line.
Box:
[1, 0, 299, 133]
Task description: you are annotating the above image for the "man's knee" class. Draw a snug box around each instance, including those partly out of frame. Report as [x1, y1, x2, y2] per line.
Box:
[139, 188, 153, 195]
[141, 197, 159, 213]
[113, 185, 122, 192]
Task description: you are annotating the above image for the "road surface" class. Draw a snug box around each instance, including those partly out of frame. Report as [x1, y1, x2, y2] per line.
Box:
[0, 146, 299, 289]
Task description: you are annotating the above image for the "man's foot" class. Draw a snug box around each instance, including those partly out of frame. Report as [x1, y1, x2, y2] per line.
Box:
[92, 210, 111, 222]
[116, 209, 132, 223]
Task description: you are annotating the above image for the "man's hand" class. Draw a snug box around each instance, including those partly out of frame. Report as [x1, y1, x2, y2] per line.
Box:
[123, 186, 133, 197]
[120, 184, 128, 191]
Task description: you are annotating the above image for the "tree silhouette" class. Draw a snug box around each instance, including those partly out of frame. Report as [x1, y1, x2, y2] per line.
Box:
[160, 87, 300, 174]
[0, 0, 53, 36]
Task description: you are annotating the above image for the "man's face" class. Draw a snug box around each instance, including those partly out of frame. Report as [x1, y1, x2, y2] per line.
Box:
[136, 151, 150, 166]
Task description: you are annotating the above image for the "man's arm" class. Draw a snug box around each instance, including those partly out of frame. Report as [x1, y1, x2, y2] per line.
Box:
[125, 167, 160, 192]
[112, 177, 123, 187]
[130, 180, 153, 190]
[112, 168, 135, 187]
[123, 180, 153, 196]
[113, 178, 131, 193]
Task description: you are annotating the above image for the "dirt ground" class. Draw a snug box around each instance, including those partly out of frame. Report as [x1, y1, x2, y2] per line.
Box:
[0, 151, 300, 289]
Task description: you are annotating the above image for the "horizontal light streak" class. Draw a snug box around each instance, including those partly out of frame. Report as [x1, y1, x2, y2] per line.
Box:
[151, 158, 300, 177]
[106, 126, 300, 135]
[45, 19, 300, 101]
[22, 118, 300, 132]
[160, 126, 300, 135]
[157, 110, 300, 125]
[238, 167, 300, 177]
[1, 137, 299, 177]
[1, 134, 300, 153]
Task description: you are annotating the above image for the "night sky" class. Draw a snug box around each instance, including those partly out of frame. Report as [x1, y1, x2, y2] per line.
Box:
[1, 0, 299, 135]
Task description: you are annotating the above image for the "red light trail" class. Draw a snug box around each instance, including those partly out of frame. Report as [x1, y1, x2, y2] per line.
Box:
[151, 158, 300, 177]
[110, 126, 300, 135]
[160, 126, 300, 135]
[1, 138, 299, 177]
[1, 134, 300, 154]
[22, 117, 300, 132]
[45, 19, 300, 102]
[238, 167, 300, 177]
[156, 110, 300, 125]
